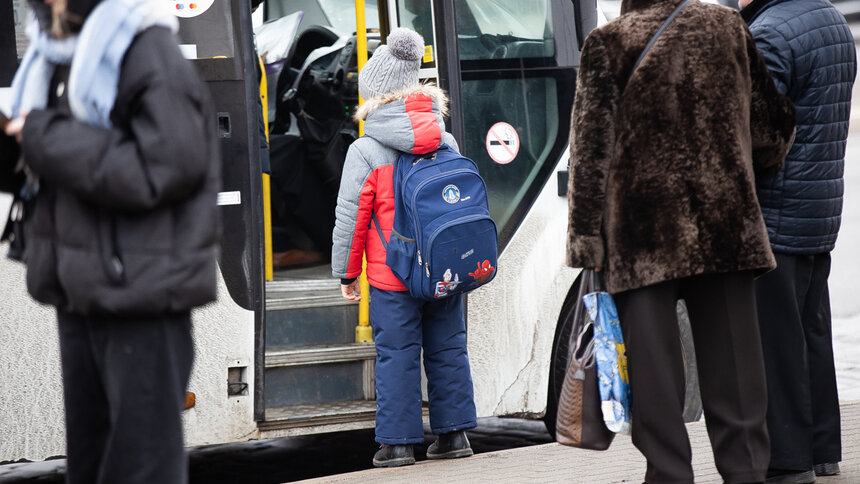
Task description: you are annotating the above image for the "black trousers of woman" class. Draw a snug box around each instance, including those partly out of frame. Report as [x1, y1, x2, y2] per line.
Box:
[57, 311, 194, 484]
[614, 271, 769, 484]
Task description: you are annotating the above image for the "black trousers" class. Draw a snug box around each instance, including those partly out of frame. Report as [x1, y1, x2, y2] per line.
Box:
[614, 271, 769, 484]
[755, 252, 840, 470]
[57, 311, 194, 484]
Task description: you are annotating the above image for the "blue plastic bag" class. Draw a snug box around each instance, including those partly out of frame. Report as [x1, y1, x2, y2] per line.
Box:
[583, 291, 631, 434]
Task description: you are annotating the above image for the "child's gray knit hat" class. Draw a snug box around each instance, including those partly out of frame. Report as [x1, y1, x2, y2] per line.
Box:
[358, 27, 424, 100]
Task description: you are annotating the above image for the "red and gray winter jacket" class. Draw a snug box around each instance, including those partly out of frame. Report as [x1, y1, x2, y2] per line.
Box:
[332, 85, 458, 291]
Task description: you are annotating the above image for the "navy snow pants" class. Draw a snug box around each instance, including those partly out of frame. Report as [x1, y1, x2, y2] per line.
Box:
[369, 286, 477, 444]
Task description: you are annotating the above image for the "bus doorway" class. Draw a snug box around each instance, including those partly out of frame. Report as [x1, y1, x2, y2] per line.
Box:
[252, 0, 592, 438]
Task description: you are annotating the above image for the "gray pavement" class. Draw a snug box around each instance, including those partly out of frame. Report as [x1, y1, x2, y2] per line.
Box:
[300, 402, 860, 484]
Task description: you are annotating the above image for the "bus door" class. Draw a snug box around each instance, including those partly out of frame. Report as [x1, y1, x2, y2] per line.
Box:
[256, 0, 382, 437]
[174, 0, 266, 420]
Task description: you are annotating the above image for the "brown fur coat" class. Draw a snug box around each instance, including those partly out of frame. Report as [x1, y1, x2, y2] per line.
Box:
[566, 0, 796, 294]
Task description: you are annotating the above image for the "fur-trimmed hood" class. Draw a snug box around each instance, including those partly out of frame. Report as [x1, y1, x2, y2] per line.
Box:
[354, 83, 449, 121]
[355, 83, 450, 155]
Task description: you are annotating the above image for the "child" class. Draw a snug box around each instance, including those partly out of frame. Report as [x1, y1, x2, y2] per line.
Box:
[331, 27, 477, 467]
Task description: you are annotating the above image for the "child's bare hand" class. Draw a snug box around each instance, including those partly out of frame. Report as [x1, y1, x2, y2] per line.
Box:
[341, 280, 361, 301]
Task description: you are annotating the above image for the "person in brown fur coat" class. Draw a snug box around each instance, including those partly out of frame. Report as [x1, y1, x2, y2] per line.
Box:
[566, 0, 796, 482]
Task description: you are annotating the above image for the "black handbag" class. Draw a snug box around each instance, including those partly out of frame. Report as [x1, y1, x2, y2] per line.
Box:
[1, 132, 27, 261]
[3, 198, 26, 262]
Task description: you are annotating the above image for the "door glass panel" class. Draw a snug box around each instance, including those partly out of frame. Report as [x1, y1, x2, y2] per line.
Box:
[461, 76, 559, 231]
[397, 0, 436, 68]
[455, 0, 553, 60]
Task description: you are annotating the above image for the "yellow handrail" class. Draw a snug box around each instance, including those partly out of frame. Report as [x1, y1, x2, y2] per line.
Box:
[259, 55, 274, 282]
[355, 0, 373, 343]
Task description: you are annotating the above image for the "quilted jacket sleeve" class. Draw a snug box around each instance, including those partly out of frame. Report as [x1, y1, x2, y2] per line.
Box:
[566, 33, 617, 269]
[332, 141, 375, 279]
[749, 22, 792, 96]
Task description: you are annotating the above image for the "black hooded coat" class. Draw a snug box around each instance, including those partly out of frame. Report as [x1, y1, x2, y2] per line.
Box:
[4, 11, 221, 315]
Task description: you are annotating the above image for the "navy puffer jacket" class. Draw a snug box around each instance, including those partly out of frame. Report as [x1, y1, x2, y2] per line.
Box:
[743, 0, 856, 254]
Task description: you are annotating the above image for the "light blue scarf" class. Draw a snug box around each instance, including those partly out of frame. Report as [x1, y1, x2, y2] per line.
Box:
[9, 16, 77, 119]
[11, 0, 178, 129]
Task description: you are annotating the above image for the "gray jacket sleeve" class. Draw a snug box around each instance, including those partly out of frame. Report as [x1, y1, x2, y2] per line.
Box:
[332, 140, 373, 279]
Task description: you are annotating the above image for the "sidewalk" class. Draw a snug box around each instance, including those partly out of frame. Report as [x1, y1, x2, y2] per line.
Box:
[300, 402, 860, 484]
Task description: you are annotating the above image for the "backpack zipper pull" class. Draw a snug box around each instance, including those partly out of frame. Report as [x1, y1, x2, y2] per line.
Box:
[425, 262, 430, 278]
[418, 250, 423, 265]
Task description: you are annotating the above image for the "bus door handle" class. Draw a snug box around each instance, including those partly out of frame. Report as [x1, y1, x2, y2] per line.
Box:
[217, 112, 231, 138]
[558, 170, 569, 197]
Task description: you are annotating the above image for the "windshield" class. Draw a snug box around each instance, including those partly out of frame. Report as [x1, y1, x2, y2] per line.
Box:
[318, 0, 379, 34]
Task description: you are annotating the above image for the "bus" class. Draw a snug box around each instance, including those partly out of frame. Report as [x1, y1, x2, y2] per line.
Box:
[0, 0, 699, 462]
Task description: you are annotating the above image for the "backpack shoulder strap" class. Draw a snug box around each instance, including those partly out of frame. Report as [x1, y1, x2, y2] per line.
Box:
[371, 212, 388, 249]
[372, 152, 411, 251]
[631, 0, 694, 76]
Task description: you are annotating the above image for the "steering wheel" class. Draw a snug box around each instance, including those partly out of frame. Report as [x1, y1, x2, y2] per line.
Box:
[479, 34, 508, 59]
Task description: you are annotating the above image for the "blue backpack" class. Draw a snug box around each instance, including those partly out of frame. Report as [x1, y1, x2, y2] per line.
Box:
[373, 144, 498, 300]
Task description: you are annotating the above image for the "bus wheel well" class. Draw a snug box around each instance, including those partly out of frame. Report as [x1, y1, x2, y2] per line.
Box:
[543, 272, 584, 438]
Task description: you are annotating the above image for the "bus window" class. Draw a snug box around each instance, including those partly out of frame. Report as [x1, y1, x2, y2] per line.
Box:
[396, 0, 436, 69]
[453, 0, 574, 245]
[455, 0, 554, 60]
[461, 75, 562, 233]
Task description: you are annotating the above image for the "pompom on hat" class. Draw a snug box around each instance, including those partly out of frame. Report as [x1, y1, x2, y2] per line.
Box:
[358, 27, 425, 100]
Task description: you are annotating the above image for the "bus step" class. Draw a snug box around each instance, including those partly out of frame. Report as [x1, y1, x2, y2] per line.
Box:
[264, 344, 375, 409]
[265, 343, 376, 368]
[259, 400, 378, 437]
[266, 292, 360, 348]
[266, 288, 355, 310]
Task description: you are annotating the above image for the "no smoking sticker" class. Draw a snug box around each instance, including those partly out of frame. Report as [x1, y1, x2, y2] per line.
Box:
[485, 122, 519, 164]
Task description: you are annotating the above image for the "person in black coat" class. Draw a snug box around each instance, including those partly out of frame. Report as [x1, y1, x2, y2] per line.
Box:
[740, 0, 857, 481]
[3, 1, 220, 483]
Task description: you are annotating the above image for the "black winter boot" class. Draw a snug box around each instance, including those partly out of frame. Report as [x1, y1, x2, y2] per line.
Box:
[372, 444, 415, 467]
[426, 430, 474, 459]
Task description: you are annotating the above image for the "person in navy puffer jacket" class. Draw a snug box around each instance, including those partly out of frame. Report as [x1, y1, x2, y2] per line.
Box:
[740, 0, 856, 481]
